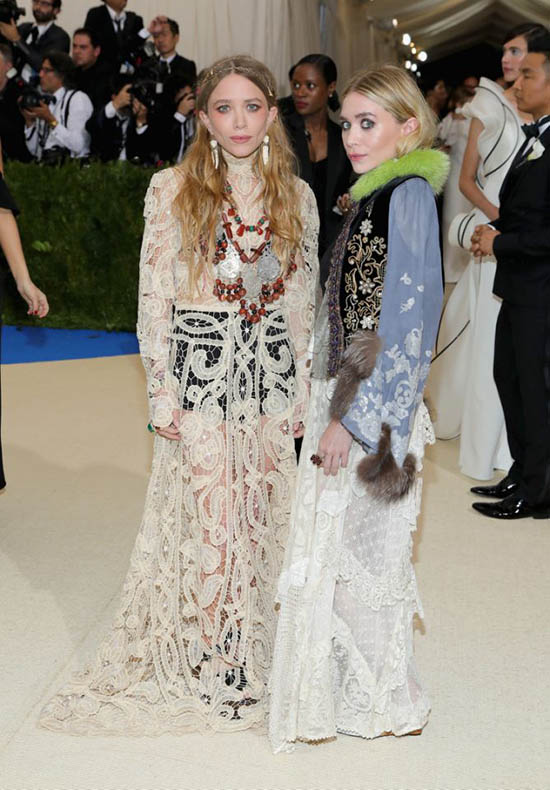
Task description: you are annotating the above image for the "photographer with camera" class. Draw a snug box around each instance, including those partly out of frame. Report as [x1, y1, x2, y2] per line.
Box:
[157, 75, 195, 164]
[21, 50, 93, 163]
[0, 0, 69, 85]
[0, 43, 30, 161]
[87, 73, 159, 165]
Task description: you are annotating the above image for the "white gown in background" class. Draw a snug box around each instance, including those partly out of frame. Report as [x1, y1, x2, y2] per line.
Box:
[438, 113, 472, 283]
[429, 78, 523, 480]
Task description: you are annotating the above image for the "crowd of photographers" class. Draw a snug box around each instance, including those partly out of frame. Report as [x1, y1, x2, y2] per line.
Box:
[0, 0, 197, 166]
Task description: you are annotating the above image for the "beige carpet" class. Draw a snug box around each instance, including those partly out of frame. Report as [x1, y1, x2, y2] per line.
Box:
[1, 355, 549, 790]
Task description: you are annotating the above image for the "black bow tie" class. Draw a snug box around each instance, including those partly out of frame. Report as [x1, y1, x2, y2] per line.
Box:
[522, 115, 550, 139]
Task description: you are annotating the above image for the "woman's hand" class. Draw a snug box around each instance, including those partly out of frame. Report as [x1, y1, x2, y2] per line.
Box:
[155, 409, 181, 440]
[16, 277, 49, 317]
[317, 419, 353, 476]
[292, 421, 305, 438]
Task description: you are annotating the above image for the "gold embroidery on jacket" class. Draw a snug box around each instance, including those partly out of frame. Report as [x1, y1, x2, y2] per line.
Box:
[342, 202, 387, 338]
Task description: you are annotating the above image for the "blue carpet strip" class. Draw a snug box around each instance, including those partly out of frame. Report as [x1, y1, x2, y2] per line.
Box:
[1, 325, 139, 364]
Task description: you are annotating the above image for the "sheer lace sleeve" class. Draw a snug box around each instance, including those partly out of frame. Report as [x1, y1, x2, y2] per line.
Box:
[284, 180, 320, 424]
[136, 168, 181, 428]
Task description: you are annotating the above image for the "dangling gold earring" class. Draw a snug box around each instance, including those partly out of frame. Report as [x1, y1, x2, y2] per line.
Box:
[262, 134, 270, 166]
[210, 138, 219, 168]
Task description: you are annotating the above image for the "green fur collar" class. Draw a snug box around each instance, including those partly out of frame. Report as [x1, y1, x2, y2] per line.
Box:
[350, 148, 450, 202]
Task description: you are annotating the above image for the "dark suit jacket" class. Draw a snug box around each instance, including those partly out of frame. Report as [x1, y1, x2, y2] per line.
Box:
[84, 5, 145, 71]
[284, 111, 352, 269]
[158, 54, 196, 83]
[74, 61, 113, 109]
[14, 22, 70, 73]
[87, 105, 159, 165]
[492, 126, 550, 306]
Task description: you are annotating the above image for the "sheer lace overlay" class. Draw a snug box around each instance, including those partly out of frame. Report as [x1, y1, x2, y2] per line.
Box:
[269, 378, 432, 753]
[39, 157, 319, 736]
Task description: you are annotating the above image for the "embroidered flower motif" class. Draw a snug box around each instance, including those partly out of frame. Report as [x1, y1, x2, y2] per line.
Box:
[400, 273, 412, 286]
[359, 277, 374, 295]
[359, 218, 373, 237]
[527, 139, 546, 162]
[360, 315, 375, 329]
[417, 285, 424, 292]
[400, 297, 415, 313]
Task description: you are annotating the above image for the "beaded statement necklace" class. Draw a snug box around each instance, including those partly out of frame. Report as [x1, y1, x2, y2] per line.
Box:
[212, 183, 297, 323]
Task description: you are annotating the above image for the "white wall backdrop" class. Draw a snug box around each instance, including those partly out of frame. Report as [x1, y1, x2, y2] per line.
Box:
[16, 0, 323, 91]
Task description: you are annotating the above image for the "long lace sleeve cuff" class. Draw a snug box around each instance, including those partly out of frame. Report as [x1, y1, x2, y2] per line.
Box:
[136, 169, 181, 428]
[285, 181, 320, 423]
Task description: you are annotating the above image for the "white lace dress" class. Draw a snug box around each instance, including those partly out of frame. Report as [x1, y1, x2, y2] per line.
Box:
[39, 153, 319, 735]
[269, 383, 433, 753]
[429, 78, 523, 479]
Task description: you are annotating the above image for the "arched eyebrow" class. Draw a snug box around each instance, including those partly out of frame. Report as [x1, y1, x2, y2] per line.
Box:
[340, 111, 377, 122]
[212, 96, 265, 104]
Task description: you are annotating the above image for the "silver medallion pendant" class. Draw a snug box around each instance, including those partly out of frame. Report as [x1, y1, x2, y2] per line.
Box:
[257, 245, 281, 282]
[217, 242, 242, 281]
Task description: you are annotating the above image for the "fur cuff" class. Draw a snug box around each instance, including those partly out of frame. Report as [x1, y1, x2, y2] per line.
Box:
[330, 330, 382, 420]
[357, 423, 417, 502]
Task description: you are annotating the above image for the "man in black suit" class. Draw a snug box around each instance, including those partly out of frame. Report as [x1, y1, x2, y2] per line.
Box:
[471, 30, 550, 520]
[72, 27, 112, 109]
[149, 18, 196, 87]
[84, 0, 161, 75]
[157, 75, 196, 163]
[0, 0, 69, 83]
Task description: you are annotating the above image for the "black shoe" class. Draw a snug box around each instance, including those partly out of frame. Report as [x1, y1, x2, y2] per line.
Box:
[470, 475, 520, 499]
[472, 493, 550, 520]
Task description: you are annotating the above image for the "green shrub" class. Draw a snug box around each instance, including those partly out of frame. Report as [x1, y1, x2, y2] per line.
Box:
[2, 160, 156, 331]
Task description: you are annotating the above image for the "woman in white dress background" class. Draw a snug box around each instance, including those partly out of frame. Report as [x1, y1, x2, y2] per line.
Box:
[438, 85, 474, 283]
[429, 23, 545, 481]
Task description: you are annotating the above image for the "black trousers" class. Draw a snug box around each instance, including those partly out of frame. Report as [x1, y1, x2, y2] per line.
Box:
[494, 301, 550, 505]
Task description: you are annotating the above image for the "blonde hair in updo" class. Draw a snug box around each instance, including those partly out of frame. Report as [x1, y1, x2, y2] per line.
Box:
[175, 55, 302, 292]
[343, 64, 437, 156]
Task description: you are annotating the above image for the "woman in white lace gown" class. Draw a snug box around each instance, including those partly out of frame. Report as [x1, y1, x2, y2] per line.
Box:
[438, 87, 473, 283]
[429, 24, 545, 480]
[39, 56, 319, 735]
[269, 66, 448, 753]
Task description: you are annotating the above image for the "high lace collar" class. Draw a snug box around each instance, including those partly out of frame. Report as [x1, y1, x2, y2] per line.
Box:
[222, 148, 259, 176]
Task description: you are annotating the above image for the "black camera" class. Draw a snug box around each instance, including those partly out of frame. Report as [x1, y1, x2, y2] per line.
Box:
[41, 145, 69, 166]
[19, 87, 55, 111]
[128, 79, 158, 113]
[0, 0, 25, 24]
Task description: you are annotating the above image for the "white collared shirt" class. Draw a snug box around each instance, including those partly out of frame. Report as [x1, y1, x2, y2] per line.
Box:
[24, 86, 94, 160]
[106, 4, 127, 31]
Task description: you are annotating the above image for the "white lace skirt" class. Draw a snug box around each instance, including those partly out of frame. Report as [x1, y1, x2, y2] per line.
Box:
[268, 377, 433, 753]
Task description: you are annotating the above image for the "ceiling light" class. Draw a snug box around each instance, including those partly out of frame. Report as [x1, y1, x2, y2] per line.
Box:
[418, 51, 428, 62]
[402, 33, 411, 45]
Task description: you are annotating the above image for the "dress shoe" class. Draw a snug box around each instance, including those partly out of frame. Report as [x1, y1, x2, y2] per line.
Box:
[472, 493, 550, 520]
[470, 475, 519, 499]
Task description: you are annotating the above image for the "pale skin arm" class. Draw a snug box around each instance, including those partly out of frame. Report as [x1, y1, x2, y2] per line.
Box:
[458, 118, 499, 222]
[0, 208, 49, 316]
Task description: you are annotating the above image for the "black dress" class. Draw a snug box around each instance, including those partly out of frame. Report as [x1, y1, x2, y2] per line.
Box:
[0, 175, 19, 489]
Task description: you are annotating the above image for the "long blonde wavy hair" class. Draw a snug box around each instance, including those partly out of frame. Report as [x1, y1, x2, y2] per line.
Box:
[343, 65, 437, 156]
[175, 55, 302, 292]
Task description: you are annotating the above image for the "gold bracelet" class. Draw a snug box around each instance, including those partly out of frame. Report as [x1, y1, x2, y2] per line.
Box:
[49, 118, 58, 129]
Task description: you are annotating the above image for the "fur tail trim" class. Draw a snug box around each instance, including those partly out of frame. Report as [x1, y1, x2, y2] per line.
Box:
[357, 423, 417, 502]
[330, 330, 382, 420]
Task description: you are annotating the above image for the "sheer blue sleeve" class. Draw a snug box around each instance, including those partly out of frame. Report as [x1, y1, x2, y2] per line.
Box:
[341, 178, 443, 464]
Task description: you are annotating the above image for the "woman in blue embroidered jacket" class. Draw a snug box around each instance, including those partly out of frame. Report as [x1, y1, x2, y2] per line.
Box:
[269, 65, 449, 752]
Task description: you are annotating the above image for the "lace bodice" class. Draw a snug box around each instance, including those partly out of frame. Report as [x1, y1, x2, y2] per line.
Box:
[137, 153, 319, 428]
